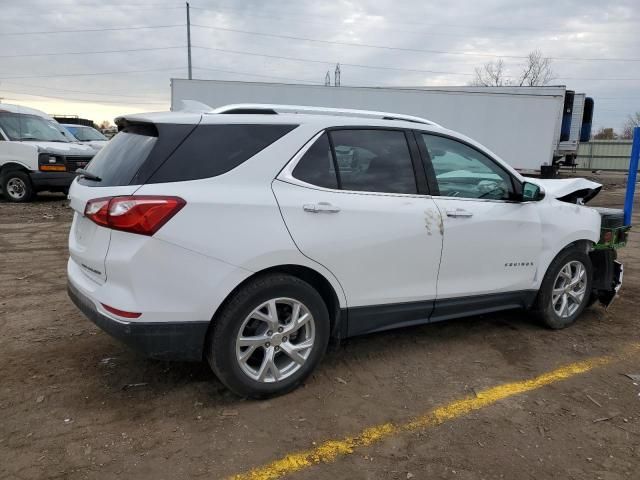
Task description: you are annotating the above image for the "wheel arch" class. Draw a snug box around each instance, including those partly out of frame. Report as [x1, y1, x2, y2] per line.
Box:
[204, 264, 346, 359]
[0, 161, 31, 178]
[536, 238, 594, 290]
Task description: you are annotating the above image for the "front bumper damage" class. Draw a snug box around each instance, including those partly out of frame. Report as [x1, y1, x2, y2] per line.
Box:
[590, 249, 624, 308]
[599, 261, 623, 308]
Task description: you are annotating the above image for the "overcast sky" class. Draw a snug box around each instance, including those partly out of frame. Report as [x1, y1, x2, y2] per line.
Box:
[0, 0, 638, 131]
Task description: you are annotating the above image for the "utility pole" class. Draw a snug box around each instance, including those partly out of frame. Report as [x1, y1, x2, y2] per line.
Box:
[186, 2, 192, 80]
[324, 71, 331, 86]
[334, 63, 341, 87]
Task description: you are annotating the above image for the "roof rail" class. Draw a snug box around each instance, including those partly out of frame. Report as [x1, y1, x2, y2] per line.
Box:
[210, 103, 442, 127]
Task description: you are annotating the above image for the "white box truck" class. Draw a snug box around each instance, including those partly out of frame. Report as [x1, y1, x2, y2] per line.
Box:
[170, 79, 592, 176]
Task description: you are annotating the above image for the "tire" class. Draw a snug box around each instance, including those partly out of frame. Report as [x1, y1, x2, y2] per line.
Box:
[207, 273, 330, 398]
[535, 247, 593, 329]
[2, 171, 34, 203]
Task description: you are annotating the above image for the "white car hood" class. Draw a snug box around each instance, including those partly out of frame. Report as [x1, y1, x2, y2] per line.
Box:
[31, 141, 95, 156]
[85, 140, 108, 151]
[525, 177, 602, 202]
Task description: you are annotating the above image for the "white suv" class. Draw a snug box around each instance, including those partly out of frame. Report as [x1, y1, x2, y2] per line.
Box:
[67, 104, 623, 398]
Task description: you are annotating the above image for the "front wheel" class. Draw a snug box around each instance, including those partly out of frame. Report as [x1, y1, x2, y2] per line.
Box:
[535, 248, 593, 329]
[2, 171, 34, 202]
[207, 274, 330, 398]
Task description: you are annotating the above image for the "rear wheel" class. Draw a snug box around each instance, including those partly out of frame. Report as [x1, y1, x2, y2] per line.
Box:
[207, 274, 330, 398]
[2, 171, 34, 203]
[535, 248, 593, 329]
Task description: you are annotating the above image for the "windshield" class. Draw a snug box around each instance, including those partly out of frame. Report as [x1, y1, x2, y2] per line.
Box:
[0, 113, 68, 142]
[68, 125, 108, 141]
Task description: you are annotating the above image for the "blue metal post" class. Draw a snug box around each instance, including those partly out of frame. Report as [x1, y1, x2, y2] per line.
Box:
[624, 127, 640, 226]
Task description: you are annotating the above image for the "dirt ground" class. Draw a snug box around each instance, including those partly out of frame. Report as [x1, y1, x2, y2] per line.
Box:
[1, 173, 639, 480]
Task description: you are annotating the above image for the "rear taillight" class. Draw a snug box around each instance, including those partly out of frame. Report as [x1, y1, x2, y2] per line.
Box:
[84, 196, 185, 236]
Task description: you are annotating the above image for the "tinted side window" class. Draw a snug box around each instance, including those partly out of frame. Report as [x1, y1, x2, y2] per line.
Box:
[80, 126, 157, 186]
[329, 129, 417, 194]
[421, 134, 514, 200]
[148, 124, 297, 183]
[292, 133, 338, 189]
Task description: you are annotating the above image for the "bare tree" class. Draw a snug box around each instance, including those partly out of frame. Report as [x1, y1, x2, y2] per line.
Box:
[593, 127, 617, 140]
[621, 112, 640, 139]
[470, 59, 509, 86]
[470, 50, 554, 87]
[517, 50, 555, 86]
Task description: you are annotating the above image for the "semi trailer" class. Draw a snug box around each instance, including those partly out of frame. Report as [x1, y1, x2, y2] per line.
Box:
[170, 79, 593, 177]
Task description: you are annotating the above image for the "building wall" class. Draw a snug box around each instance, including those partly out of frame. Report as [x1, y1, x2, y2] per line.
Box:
[576, 140, 633, 170]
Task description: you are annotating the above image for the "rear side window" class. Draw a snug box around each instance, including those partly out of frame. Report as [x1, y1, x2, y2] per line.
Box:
[80, 125, 157, 186]
[292, 129, 417, 194]
[148, 124, 297, 183]
[292, 133, 338, 189]
[330, 130, 417, 194]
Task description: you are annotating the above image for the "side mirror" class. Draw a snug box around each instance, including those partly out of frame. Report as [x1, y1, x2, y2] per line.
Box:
[521, 181, 544, 202]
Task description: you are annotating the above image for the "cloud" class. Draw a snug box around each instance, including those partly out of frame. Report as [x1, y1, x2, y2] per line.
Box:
[0, 0, 637, 129]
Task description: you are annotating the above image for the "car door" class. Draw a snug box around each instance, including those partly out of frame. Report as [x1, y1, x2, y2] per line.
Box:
[416, 132, 543, 320]
[273, 128, 443, 336]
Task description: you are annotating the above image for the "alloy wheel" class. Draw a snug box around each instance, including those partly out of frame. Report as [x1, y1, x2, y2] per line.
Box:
[552, 260, 587, 318]
[235, 297, 315, 383]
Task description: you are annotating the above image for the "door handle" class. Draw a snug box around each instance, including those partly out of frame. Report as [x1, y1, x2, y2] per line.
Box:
[446, 208, 473, 218]
[303, 202, 341, 213]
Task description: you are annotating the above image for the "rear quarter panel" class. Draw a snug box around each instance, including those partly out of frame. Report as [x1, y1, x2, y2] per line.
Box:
[133, 125, 347, 310]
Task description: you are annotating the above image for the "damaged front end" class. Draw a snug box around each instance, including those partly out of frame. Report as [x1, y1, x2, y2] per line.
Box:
[590, 249, 623, 307]
[527, 177, 629, 308]
[590, 207, 627, 307]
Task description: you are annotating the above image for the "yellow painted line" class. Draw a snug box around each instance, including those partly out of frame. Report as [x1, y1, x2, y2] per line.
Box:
[230, 345, 640, 480]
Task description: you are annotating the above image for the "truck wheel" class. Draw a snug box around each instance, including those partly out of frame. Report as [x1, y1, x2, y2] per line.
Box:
[535, 248, 593, 329]
[207, 273, 330, 398]
[2, 171, 34, 203]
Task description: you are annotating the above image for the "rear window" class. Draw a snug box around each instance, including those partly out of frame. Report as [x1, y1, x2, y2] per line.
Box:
[80, 125, 157, 186]
[146, 124, 297, 184]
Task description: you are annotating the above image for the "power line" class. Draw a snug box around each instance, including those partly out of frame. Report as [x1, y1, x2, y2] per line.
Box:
[192, 66, 321, 84]
[0, 24, 185, 36]
[0, 81, 164, 100]
[192, 23, 640, 62]
[0, 66, 184, 80]
[555, 76, 640, 81]
[0, 89, 167, 105]
[190, 4, 632, 36]
[192, 45, 474, 76]
[189, 5, 633, 44]
[193, 45, 640, 81]
[0, 46, 185, 59]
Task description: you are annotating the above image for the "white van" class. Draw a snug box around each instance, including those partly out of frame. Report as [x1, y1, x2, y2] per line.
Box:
[0, 104, 96, 202]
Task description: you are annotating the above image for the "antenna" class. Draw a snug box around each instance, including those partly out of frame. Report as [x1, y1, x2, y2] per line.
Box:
[186, 2, 192, 80]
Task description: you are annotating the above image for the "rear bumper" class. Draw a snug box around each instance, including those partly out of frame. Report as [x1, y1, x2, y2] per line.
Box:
[29, 171, 76, 191]
[68, 281, 209, 361]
